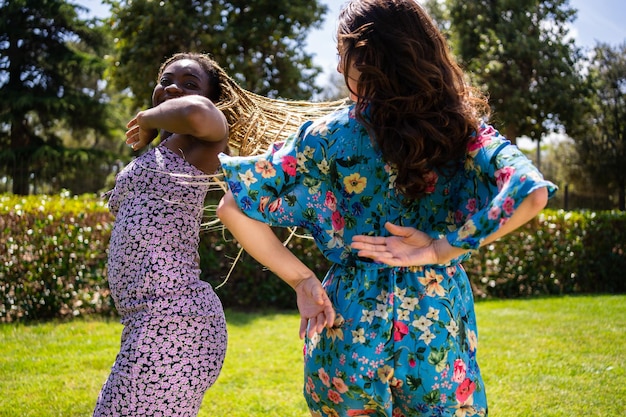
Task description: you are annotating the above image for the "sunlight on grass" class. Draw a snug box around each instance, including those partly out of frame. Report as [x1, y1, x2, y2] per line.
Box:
[199, 311, 309, 417]
[478, 295, 626, 417]
[1, 295, 624, 416]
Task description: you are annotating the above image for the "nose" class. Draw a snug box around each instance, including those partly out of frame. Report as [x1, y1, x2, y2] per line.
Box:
[164, 83, 183, 95]
[336, 52, 344, 74]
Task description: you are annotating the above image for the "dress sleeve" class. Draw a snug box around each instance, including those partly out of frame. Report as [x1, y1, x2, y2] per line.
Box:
[446, 125, 558, 250]
[218, 121, 315, 229]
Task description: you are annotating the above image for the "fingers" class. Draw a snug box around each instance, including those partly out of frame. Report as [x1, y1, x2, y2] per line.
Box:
[384, 221, 412, 237]
[351, 236, 390, 259]
[126, 138, 141, 151]
[125, 124, 140, 144]
[126, 117, 138, 129]
[311, 285, 336, 331]
[300, 316, 323, 340]
[295, 278, 336, 339]
[355, 248, 383, 258]
[299, 317, 307, 340]
[125, 124, 149, 151]
[312, 282, 328, 306]
[125, 116, 157, 151]
[308, 316, 320, 339]
[307, 313, 332, 339]
[350, 241, 382, 252]
[350, 235, 388, 257]
[351, 234, 386, 244]
[324, 305, 336, 328]
[357, 250, 394, 264]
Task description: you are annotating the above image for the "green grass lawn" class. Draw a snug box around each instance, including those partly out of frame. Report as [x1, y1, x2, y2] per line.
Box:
[1, 295, 624, 417]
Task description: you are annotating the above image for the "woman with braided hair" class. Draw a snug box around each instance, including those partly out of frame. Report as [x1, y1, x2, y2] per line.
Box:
[94, 52, 343, 416]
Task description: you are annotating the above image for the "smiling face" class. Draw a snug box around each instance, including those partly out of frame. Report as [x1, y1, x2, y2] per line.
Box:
[152, 58, 212, 107]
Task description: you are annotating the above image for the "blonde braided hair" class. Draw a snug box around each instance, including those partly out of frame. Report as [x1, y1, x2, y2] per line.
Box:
[212, 65, 349, 156]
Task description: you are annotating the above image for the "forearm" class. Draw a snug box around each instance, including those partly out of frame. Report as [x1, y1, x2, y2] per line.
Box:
[352, 186, 550, 267]
[217, 191, 315, 289]
[137, 96, 226, 142]
[439, 187, 549, 260]
[477, 186, 548, 247]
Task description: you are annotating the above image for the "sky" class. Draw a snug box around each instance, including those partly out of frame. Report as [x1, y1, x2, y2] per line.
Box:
[306, 0, 626, 84]
[77, 0, 626, 86]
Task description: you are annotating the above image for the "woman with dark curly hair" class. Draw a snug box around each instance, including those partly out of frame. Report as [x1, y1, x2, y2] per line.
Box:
[217, 1, 557, 416]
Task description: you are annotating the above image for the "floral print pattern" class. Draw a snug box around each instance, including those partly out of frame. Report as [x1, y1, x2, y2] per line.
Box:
[95, 140, 228, 416]
[219, 105, 556, 417]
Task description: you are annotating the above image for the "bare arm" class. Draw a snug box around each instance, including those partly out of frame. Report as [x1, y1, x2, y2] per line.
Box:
[217, 191, 336, 338]
[351, 187, 549, 266]
[126, 95, 228, 150]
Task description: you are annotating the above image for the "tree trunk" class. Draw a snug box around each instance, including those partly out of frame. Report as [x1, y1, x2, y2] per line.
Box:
[535, 138, 541, 172]
[502, 125, 518, 146]
[10, 118, 30, 195]
[11, 157, 29, 195]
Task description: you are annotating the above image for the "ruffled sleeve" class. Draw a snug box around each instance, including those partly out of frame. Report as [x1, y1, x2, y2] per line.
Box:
[446, 124, 558, 250]
[218, 120, 319, 231]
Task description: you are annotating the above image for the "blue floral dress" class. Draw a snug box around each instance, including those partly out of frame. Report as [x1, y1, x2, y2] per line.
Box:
[219, 105, 556, 417]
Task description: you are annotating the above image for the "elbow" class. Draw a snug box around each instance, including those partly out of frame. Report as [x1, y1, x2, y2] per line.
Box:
[527, 186, 549, 213]
[185, 104, 213, 136]
[185, 98, 226, 140]
[217, 191, 237, 225]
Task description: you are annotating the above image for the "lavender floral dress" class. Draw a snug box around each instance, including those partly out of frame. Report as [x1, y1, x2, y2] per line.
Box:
[219, 105, 556, 417]
[94, 138, 227, 416]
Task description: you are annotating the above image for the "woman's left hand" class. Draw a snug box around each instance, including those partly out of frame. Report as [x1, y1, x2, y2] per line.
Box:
[125, 115, 158, 151]
[351, 222, 464, 266]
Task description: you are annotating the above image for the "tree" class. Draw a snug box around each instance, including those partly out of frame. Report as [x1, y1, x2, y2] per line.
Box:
[0, 0, 112, 195]
[445, 0, 585, 144]
[572, 43, 626, 210]
[104, 0, 328, 109]
[317, 71, 351, 102]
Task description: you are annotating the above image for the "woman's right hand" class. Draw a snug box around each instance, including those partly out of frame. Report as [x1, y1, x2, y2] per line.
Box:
[218, 191, 336, 340]
[294, 277, 335, 340]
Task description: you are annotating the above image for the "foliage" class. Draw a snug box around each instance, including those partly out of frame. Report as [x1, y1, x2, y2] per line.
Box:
[0, 0, 117, 195]
[2, 195, 625, 323]
[200, 227, 327, 311]
[445, 0, 585, 143]
[537, 138, 622, 211]
[1, 296, 625, 416]
[465, 209, 626, 298]
[315, 71, 352, 102]
[104, 0, 328, 109]
[570, 42, 626, 210]
[0, 192, 114, 322]
[0, 0, 331, 197]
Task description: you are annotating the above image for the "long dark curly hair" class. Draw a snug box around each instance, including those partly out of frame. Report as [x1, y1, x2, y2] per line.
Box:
[337, 0, 490, 199]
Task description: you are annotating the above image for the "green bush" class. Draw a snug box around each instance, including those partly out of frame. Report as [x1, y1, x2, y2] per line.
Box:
[464, 210, 626, 298]
[201, 228, 330, 311]
[1, 193, 625, 323]
[0, 192, 115, 322]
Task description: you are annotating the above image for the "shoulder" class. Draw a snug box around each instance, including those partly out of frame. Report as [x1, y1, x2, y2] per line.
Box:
[302, 105, 356, 137]
[467, 123, 511, 162]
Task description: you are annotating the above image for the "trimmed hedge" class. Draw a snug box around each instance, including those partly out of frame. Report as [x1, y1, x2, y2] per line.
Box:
[0, 192, 114, 322]
[1, 193, 625, 322]
[464, 210, 626, 298]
